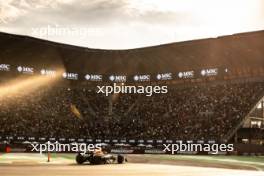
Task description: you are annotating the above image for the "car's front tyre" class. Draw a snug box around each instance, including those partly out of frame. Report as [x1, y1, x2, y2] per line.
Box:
[76, 153, 85, 164]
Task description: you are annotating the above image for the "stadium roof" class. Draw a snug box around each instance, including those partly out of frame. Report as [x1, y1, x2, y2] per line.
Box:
[0, 30, 263, 74]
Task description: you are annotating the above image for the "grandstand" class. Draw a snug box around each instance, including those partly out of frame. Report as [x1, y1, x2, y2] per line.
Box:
[0, 30, 263, 155]
[0, 30, 264, 75]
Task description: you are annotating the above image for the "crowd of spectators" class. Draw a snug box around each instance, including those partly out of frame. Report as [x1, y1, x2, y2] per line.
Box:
[0, 81, 263, 141]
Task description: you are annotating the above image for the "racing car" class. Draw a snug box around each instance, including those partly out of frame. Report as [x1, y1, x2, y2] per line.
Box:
[75, 151, 127, 165]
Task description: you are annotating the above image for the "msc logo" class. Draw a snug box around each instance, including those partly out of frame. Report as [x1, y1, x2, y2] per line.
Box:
[62, 72, 78, 80]
[40, 69, 56, 76]
[0, 64, 10, 71]
[17, 66, 34, 74]
[201, 68, 218, 76]
[85, 74, 102, 81]
[133, 75, 150, 82]
[156, 73, 172, 80]
[178, 71, 194, 79]
[109, 75, 126, 82]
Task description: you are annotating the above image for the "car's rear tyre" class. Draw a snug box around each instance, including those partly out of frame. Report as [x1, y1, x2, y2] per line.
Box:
[76, 154, 85, 164]
[117, 155, 125, 164]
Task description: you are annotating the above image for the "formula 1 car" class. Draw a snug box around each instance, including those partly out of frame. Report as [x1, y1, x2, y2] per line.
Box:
[75, 152, 127, 165]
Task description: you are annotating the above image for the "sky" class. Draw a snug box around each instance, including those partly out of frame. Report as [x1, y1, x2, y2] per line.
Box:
[0, 0, 264, 49]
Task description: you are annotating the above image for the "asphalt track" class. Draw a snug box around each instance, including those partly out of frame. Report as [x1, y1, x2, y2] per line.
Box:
[1, 153, 264, 176]
[1, 163, 264, 176]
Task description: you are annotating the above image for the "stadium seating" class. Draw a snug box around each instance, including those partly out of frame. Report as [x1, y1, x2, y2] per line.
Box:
[0, 81, 263, 141]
